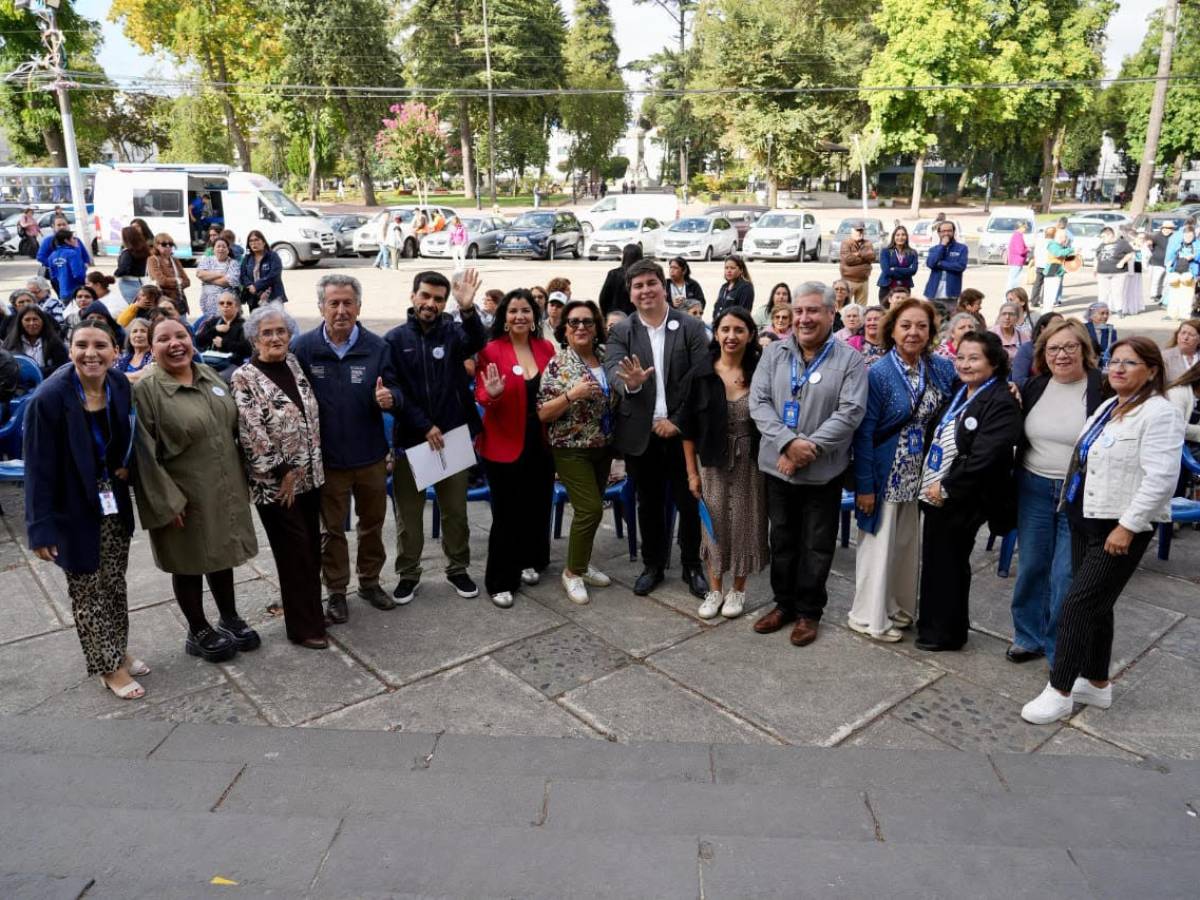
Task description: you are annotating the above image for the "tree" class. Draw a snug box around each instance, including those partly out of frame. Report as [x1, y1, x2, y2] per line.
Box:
[560, 0, 628, 189]
[633, 45, 720, 188]
[95, 93, 171, 162]
[631, 0, 696, 186]
[154, 91, 236, 165]
[375, 102, 450, 206]
[109, 0, 285, 170]
[694, 0, 873, 207]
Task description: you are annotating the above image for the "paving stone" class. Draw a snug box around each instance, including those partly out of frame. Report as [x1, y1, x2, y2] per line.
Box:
[1076, 649, 1200, 759]
[1157, 616, 1200, 666]
[710, 744, 999, 792]
[519, 576, 702, 658]
[638, 566, 773, 623]
[1123, 570, 1200, 617]
[330, 583, 564, 686]
[0, 628, 91, 716]
[559, 665, 777, 744]
[221, 617, 385, 726]
[429, 732, 714, 783]
[1109, 597, 1185, 675]
[1035, 726, 1142, 761]
[113, 682, 269, 727]
[648, 619, 939, 745]
[890, 675, 1053, 754]
[0, 750, 240, 812]
[308, 657, 594, 738]
[888, 630, 1051, 703]
[698, 837, 1092, 900]
[1072, 848, 1200, 900]
[0, 538, 27, 572]
[844, 714, 961, 751]
[0, 566, 60, 643]
[1138, 528, 1200, 575]
[967, 568, 1020, 641]
[491, 623, 631, 697]
[313, 821, 699, 899]
[0, 714, 174, 759]
[152, 721, 436, 768]
[546, 779, 876, 840]
[0, 873, 95, 900]
[0, 802, 337, 891]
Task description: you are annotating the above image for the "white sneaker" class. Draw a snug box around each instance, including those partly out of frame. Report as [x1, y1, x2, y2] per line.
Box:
[847, 619, 903, 642]
[1070, 677, 1112, 709]
[721, 591, 746, 618]
[698, 591, 723, 619]
[581, 566, 611, 587]
[1021, 683, 1075, 724]
[520, 568, 540, 585]
[561, 572, 590, 605]
[491, 591, 514, 609]
[891, 609, 914, 629]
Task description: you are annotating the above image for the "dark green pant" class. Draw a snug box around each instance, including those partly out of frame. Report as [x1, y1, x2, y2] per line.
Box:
[552, 446, 612, 574]
[391, 458, 470, 580]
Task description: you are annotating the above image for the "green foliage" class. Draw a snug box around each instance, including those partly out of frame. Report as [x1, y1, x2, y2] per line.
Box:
[375, 102, 451, 203]
[603, 156, 630, 180]
[560, 0, 628, 179]
[153, 91, 235, 165]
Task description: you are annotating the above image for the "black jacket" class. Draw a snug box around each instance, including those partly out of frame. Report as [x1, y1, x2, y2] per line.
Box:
[599, 267, 633, 316]
[113, 248, 148, 278]
[385, 308, 486, 449]
[669, 277, 706, 309]
[682, 360, 760, 467]
[712, 279, 754, 321]
[922, 381, 1022, 534]
[239, 250, 288, 304]
[195, 316, 252, 362]
[1017, 369, 1105, 467]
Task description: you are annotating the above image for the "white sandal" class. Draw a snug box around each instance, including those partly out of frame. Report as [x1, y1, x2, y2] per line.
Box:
[100, 675, 145, 700]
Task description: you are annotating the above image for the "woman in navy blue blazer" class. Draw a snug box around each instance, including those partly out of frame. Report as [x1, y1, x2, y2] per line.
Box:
[24, 320, 146, 700]
[877, 225, 920, 303]
[238, 230, 288, 308]
[850, 297, 956, 641]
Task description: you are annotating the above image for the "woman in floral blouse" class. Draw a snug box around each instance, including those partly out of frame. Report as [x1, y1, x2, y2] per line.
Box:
[537, 299, 618, 605]
[230, 303, 327, 649]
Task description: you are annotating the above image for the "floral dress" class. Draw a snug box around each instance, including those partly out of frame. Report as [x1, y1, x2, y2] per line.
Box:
[883, 358, 945, 502]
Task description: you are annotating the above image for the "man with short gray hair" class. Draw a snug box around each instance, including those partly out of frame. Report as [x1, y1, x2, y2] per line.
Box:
[749, 281, 867, 646]
[292, 274, 402, 623]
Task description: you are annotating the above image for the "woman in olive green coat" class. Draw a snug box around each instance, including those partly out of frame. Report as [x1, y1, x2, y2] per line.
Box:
[132, 316, 261, 664]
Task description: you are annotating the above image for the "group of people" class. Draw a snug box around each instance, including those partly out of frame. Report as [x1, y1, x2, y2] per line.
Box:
[16, 240, 1195, 729]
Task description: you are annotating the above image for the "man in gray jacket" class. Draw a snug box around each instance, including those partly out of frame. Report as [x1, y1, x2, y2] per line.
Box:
[749, 281, 867, 646]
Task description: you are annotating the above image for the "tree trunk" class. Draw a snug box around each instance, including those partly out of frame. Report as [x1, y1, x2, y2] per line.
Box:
[211, 49, 251, 170]
[767, 176, 778, 209]
[1131, 0, 1178, 217]
[41, 125, 66, 166]
[1172, 151, 1187, 199]
[910, 149, 926, 217]
[458, 100, 476, 200]
[356, 141, 377, 207]
[956, 154, 973, 195]
[306, 112, 320, 200]
[1039, 129, 1058, 214]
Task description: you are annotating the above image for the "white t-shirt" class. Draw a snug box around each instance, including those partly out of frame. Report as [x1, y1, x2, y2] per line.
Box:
[1023, 377, 1088, 480]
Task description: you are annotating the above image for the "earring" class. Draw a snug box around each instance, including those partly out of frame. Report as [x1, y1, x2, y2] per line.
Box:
[504, 323, 510, 332]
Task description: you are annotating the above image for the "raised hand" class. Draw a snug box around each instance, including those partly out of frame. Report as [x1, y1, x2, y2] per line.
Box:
[483, 362, 506, 398]
[616, 354, 654, 391]
[452, 267, 482, 309]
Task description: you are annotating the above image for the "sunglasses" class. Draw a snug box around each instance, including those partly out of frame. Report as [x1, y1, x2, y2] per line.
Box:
[158, 241, 175, 247]
[566, 317, 596, 329]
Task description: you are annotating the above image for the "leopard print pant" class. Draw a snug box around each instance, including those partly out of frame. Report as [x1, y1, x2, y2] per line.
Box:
[65, 514, 132, 677]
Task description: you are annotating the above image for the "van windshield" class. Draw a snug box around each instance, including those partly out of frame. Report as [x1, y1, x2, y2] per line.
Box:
[261, 189, 307, 217]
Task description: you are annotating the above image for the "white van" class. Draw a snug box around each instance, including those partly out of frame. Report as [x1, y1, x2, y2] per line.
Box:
[576, 193, 679, 235]
[92, 164, 336, 269]
[976, 206, 1037, 265]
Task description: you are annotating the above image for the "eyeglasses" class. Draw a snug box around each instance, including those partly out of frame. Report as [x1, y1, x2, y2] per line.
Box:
[1045, 343, 1081, 357]
[1108, 359, 1145, 370]
[566, 317, 596, 329]
[157, 241, 175, 247]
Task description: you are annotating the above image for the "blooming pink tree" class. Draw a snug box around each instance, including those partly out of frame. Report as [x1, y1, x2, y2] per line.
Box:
[375, 102, 448, 206]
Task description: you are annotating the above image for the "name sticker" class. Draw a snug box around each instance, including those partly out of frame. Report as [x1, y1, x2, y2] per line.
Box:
[432, 346, 445, 360]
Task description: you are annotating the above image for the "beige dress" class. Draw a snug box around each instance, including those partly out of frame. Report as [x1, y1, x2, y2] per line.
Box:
[699, 394, 769, 577]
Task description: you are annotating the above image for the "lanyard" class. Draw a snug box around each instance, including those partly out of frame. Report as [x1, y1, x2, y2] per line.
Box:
[1076, 400, 1118, 469]
[938, 378, 996, 432]
[72, 371, 136, 475]
[789, 339, 835, 398]
[889, 349, 926, 413]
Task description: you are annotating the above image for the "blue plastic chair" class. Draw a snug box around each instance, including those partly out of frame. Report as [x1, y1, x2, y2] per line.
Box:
[1156, 446, 1200, 561]
[0, 399, 30, 462]
[552, 477, 638, 561]
[13, 355, 42, 395]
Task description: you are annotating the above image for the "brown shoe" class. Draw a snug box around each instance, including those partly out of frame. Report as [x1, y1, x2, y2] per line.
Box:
[753, 607, 795, 634]
[790, 618, 819, 647]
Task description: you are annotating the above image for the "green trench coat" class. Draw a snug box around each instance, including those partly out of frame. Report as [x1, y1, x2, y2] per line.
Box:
[132, 363, 258, 575]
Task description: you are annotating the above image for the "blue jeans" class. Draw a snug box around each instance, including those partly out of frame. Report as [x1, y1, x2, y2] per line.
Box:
[1010, 469, 1073, 664]
[1006, 265, 1025, 290]
[373, 245, 389, 268]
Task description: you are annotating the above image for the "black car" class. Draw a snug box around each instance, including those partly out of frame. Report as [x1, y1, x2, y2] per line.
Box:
[498, 211, 584, 260]
[325, 214, 370, 256]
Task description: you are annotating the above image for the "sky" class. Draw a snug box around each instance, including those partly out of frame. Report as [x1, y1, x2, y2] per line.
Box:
[84, 0, 1158, 89]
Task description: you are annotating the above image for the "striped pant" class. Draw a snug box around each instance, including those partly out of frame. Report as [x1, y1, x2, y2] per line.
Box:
[1048, 523, 1152, 692]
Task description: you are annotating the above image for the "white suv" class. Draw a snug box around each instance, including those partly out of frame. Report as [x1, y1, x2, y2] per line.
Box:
[742, 210, 822, 262]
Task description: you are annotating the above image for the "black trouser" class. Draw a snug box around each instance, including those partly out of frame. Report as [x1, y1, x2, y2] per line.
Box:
[1049, 522, 1152, 692]
[626, 434, 700, 571]
[766, 475, 842, 620]
[1029, 268, 1046, 306]
[916, 504, 984, 648]
[483, 449, 554, 595]
[257, 489, 326, 643]
[172, 569, 238, 635]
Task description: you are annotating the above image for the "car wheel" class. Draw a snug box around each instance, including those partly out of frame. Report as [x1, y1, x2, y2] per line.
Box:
[402, 238, 416, 259]
[704, 245, 713, 261]
[273, 243, 299, 270]
[548, 241, 557, 261]
[811, 239, 822, 262]
[573, 238, 583, 258]
[796, 241, 806, 262]
[467, 244, 478, 259]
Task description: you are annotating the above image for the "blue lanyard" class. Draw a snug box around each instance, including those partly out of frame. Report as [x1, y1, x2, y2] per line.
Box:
[790, 339, 835, 398]
[889, 349, 926, 413]
[1076, 400, 1117, 469]
[72, 371, 136, 475]
[938, 378, 996, 431]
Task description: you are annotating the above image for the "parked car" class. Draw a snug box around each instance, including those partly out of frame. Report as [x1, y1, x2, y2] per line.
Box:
[702, 204, 768, 249]
[975, 206, 1037, 265]
[322, 214, 370, 256]
[909, 218, 965, 257]
[655, 215, 739, 261]
[577, 194, 679, 234]
[498, 210, 583, 260]
[2, 207, 85, 256]
[1132, 210, 1191, 233]
[1071, 211, 1133, 227]
[420, 215, 508, 259]
[825, 217, 886, 264]
[1063, 218, 1107, 264]
[585, 216, 665, 260]
[741, 210, 822, 262]
[351, 205, 458, 257]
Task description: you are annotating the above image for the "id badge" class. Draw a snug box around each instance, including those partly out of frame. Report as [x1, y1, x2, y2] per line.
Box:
[99, 489, 118, 516]
[906, 428, 923, 456]
[782, 401, 800, 428]
[927, 444, 943, 471]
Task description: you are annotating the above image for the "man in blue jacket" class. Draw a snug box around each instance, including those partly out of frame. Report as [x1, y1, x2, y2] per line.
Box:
[385, 268, 486, 604]
[293, 274, 402, 624]
[922, 221, 969, 302]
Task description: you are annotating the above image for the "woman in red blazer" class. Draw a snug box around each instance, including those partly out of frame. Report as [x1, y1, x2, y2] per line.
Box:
[475, 289, 558, 608]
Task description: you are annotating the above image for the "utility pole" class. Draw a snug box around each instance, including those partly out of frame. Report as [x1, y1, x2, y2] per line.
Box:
[481, 0, 499, 209]
[7, 0, 91, 251]
[1130, 0, 1178, 217]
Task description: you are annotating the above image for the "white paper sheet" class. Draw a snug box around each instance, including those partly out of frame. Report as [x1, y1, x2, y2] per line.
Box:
[403, 424, 477, 491]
